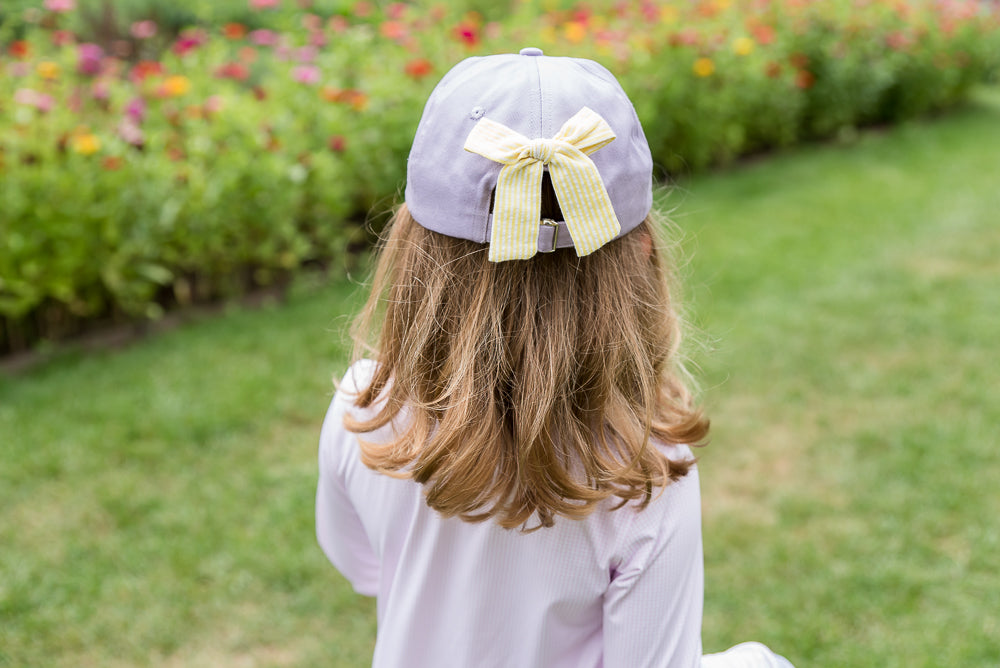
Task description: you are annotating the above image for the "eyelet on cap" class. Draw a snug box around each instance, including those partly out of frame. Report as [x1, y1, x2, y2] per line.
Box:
[519, 47, 544, 57]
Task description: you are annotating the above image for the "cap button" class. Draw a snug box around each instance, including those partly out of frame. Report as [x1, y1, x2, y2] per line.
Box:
[519, 47, 544, 57]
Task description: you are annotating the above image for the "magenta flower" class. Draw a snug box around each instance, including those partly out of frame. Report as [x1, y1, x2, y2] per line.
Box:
[250, 0, 281, 9]
[77, 43, 104, 76]
[125, 96, 147, 123]
[44, 0, 76, 13]
[249, 29, 278, 46]
[130, 20, 158, 39]
[291, 64, 321, 85]
[172, 28, 207, 56]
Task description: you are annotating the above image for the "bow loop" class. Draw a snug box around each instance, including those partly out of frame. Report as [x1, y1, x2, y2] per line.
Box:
[463, 107, 622, 262]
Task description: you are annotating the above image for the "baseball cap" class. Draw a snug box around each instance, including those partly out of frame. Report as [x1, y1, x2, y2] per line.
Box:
[405, 47, 654, 262]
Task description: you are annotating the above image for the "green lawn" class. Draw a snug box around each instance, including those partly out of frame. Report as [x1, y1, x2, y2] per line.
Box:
[2, 89, 999, 667]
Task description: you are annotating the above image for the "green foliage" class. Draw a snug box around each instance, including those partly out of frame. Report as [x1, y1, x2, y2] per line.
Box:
[2, 0, 1000, 351]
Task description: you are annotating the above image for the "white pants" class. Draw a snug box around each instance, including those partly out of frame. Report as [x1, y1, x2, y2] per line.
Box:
[702, 642, 795, 668]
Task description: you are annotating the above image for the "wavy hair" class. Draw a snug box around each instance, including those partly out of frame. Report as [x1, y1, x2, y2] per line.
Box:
[344, 199, 708, 530]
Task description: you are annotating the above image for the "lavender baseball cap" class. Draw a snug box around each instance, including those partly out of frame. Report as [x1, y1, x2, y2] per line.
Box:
[404, 47, 654, 257]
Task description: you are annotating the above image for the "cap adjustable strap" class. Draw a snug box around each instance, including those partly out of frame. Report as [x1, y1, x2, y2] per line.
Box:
[463, 107, 621, 262]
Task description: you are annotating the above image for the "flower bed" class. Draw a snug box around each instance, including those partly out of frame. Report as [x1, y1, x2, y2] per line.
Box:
[2, 0, 999, 353]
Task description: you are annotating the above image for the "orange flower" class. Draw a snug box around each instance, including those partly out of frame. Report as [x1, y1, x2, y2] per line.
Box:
[404, 58, 434, 79]
[764, 61, 782, 78]
[692, 57, 715, 77]
[101, 155, 124, 170]
[131, 60, 164, 81]
[345, 89, 368, 111]
[37, 61, 61, 80]
[563, 21, 587, 44]
[380, 20, 408, 41]
[750, 24, 776, 46]
[70, 132, 101, 155]
[223, 23, 247, 39]
[160, 75, 191, 97]
[794, 70, 815, 89]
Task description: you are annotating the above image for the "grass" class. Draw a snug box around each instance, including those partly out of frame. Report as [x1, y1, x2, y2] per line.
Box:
[3, 88, 1000, 667]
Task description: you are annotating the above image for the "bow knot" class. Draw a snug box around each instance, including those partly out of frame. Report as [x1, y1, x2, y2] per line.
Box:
[463, 107, 621, 262]
[525, 138, 558, 164]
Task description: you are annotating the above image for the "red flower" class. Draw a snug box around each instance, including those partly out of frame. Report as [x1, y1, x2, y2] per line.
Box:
[9, 41, 31, 59]
[215, 62, 251, 81]
[885, 30, 912, 51]
[789, 52, 809, 69]
[794, 70, 815, 89]
[404, 58, 433, 79]
[765, 61, 783, 79]
[130, 60, 165, 82]
[223, 23, 247, 39]
[101, 156, 124, 171]
[328, 135, 347, 152]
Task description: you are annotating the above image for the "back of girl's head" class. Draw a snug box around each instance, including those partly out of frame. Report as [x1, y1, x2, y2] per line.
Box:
[345, 49, 708, 530]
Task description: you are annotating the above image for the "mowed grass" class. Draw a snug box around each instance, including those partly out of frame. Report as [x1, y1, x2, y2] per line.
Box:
[2, 88, 999, 667]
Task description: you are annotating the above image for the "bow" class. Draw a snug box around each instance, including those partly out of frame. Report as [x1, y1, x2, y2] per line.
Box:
[463, 107, 621, 262]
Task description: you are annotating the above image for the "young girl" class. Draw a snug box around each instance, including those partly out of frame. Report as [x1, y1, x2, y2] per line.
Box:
[316, 48, 793, 668]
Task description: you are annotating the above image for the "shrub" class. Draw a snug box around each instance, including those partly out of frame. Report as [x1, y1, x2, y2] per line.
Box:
[2, 0, 999, 353]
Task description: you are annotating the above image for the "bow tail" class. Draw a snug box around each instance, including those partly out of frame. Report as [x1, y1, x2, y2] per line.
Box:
[489, 160, 545, 262]
[549, 156, 621, 257]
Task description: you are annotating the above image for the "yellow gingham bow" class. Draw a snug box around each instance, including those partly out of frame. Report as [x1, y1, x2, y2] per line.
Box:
[463, 107, 621, 262]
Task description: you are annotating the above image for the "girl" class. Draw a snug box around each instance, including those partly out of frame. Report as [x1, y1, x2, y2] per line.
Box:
[316, 48, 793, 668]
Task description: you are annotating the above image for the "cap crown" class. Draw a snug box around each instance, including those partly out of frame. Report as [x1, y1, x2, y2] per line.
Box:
[405, 51, 654, 254]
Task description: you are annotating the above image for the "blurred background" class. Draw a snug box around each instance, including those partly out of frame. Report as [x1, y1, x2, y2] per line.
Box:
[2, 0, 999, 666]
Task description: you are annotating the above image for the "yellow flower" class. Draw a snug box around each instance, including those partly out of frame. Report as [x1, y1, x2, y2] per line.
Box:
[37, 61, 61, 80]
[733, 37, 755, 56]
[693, 57, 715, 77]
[660, 6, 679, 24]
[162, 75, 191, 97]
[71, 133, 101, 155]
[563, 21, 586, 44]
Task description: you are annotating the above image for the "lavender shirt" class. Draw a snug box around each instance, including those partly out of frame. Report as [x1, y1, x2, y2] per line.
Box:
[317, 360, 708, 667]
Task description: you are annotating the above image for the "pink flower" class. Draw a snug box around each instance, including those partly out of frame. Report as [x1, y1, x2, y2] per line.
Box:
[15, 88, 55, 112]
[302, 13, 322, 31]
[250, 0, 280, 9]
[91, 79, 111, 100]
[130, 20, 158, 39]
[204, 95, 224, 115]
[7, 62, 31, 77]
[77, 43, 104, 76]
[44, 0, 76, 13]
[249, 29, 278, 46]
[309, 31, 327, 48]
[117, 119, 145, 147]
[292, 64, 321, 85]
[296, 45, 317, 63]
[52, 30, 75, 46]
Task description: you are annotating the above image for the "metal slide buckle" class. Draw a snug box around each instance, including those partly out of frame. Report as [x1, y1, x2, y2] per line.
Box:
[539, 218, 559, 253]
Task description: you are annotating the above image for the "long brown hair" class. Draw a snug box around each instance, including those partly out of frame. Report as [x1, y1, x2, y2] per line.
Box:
[345, 201, 708, 530]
